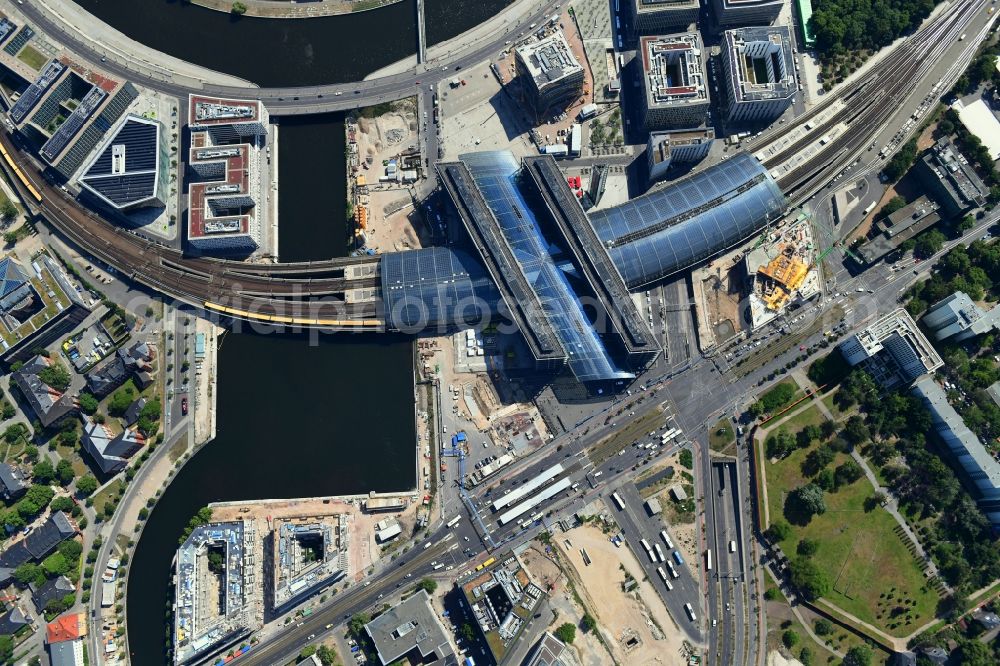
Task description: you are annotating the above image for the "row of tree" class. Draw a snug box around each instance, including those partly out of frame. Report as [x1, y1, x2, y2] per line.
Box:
[810, 0, 937, 59]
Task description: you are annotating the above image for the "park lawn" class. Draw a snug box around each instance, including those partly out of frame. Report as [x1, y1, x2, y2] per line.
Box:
[822, 392, 846, 420]
[774, 402, 826, 435]
[764, 441, 939, 636]
[709, 418, 736, 454]
[16, 45, 47, 71]
[91, 479, 123, 516]
[53, 440, 89, 477]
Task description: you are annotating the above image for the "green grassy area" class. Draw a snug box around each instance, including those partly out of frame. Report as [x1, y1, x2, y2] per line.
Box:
[53, 439, 89, 477]
[16, 45, 47, 71]
[764, 440, 940, 636]
[776, 403, 827, 434]
[709, 418, 736, 454]
[167, 433, 189, 464]
[0, 438, 26, 463]
[822, 392, 847, 420]
[91, 479, 123, 515]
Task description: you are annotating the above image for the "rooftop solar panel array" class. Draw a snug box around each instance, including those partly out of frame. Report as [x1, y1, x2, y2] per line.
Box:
[381, 247, 500, 331]
[39, 85, 107, 163]
[79, 116, 161, 208]
[0, 18, 18, 46]
[53, 82, 138, 180]
[3, 25, 33, 56]
[459, 151, 633, 382]
[589, 152, 785, 287]
[9, 60, 65, 125]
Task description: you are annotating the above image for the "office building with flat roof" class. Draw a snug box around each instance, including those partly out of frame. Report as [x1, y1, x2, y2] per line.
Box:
[839, 309, 943, 389]
[186, 98, 267, 254]
[912, 377, 1000, 531]
[632, 0, 701, 34]
[856, 195, 941, 264]
[514, 31, 584, 116]
[78, 115, 169, 220]
[711, 0, 784, 27]
[922, 291, 1000, 342]
[524, 632, 569, 666]
[646, 128, 715, 181]
[271, 516, 346, 613]
[363, 590, 455, 665]
[915, 137, 989, 217]
[720, 26, 796, 124]
[173, 519, 258, 665]
[8, 58, 139, 180]
[638, 33, 710, 130]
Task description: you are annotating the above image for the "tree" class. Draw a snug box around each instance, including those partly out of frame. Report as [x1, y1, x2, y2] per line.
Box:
[914, 229, 946, 259]
[802, 444, 835, 476]
[207, 550, 224, 574]
[938, 118, 955, 135]
[842, 416, 870, 447]
[0, 199, 17, 221]
[50, 496, 74, 513]
[880, 196, 906, 217]
[0, 635, 12, 663]
[679, 449, 693, 469]
[834, 460, 864, 487]
[298, 646, 317, 660]
[957, 214, 976, 234]
[459, 623, 475, 642]
[782, 629, 799, 649]
[788, 483, 826, 520]
[232, 1, 248, 14]
[108, 386, 135, 416]
[56, 458, 75, 486]
[842, 645, 872, 666]
[416, 578, 437, 594]
[37, 363, 71, 391]
[32, 459, 55, 485]
[78, 393, 98, 415]
[316, 646, 338, 666]
[799, 646, 813, 666]
[797, 538, 819, 557]
[581, 613, 597, 632]
[789, 557, 831, 601]
[765, 520, 792, 543]
[348, 613, 371, 636]
[554, 622, 576, 644]
[766, 430, 797, 459]
[57, 539, 82, 562]
[76, 475, 98, 496]
[954, 639, 994, 666]
[813, 618, 832, 636]
[13, 562, 41, 586]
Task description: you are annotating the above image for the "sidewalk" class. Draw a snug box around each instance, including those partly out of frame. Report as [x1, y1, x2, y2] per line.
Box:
[191, 0, 399, 19]
[27, 0, 257, 89]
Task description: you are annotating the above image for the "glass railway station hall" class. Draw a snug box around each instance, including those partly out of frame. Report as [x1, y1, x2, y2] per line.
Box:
[381, 150, 786, 386]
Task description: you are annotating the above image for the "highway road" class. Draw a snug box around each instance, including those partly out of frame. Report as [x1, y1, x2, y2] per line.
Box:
[239, 534, 456, 666]
[20, 0, 565, 115]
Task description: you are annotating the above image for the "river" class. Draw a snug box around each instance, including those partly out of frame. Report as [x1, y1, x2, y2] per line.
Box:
[78, 0, 511, 661]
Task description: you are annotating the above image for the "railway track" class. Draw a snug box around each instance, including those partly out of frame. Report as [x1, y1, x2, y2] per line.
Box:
[0, 131, 386, 327]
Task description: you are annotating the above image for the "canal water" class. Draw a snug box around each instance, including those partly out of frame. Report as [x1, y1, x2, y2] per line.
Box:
[86, 0, 512, 660]
[72, 0, 511, 88]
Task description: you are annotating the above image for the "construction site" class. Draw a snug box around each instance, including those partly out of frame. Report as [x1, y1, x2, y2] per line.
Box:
[693, 211, 823, 349]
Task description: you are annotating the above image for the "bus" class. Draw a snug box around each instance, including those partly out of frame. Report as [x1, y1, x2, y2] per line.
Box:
[654, 544, 666, 563]
[672, 551, 685, 566]
[611, 492, 625, 510]
[660, 530, 674, 549]
[684, 603, 697, 622]
[706, 549, 713, 572]
[446, 515, 462, 528]
[666, 561, 679, 578]
[863, 202, 876, 216]
[657, 566, 667, 582]
[640, 538, 651, 553]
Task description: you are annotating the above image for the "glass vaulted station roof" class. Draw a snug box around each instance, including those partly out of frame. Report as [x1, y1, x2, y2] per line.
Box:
[461, 151, 633, 383]
[589, 152, 786, 288]
[381, 247, 500, 332]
